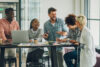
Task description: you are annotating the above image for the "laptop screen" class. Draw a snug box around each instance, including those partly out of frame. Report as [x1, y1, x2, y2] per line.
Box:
[11, 30, 29, 44]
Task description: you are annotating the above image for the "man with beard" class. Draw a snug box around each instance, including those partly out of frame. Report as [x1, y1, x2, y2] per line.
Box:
[0, 8, 19, 66]
[0, 8, 19, 43]
[43, 7, 67, 67]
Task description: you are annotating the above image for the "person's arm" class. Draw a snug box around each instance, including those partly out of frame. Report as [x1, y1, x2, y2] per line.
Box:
[43, 23, 49, 40]
[16, 21, 20, 30]
[61, 19, 68, 36]
[56, 31, 67, 36]
[56, 19, 68, 36]
[56, 38, 67, 43]
[83, 31, 93, 49]
[0, 23, 7, 42]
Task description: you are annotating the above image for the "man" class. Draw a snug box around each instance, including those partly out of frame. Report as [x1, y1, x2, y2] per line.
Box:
[63, 14, 81, 67]
[0, 8, 19, 58]
[43, 7, 67, 67]
[0, 8, 19, 42]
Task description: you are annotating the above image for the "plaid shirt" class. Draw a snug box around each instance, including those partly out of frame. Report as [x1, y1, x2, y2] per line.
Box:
[44, 18, 67, 51]
[67, 27, 81, 42]
[44, 18, 67, 41]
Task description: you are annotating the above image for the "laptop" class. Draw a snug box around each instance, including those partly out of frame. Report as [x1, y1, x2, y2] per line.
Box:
[11, 30, 29, 44]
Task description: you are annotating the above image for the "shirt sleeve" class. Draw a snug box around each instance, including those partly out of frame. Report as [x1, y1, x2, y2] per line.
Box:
[0, 22, 7, 41]
[43, 23, 49, 40]
[67, 29, 71, 38]
[44, 23, 48, 33]
[83, 30, 93, 49]
[61, 19, 68, 32]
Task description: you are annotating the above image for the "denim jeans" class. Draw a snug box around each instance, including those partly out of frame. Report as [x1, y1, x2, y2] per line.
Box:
[64, 48, 80, 67]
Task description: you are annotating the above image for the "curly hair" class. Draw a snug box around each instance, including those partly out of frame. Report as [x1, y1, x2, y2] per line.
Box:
[65, 14, 76, 26]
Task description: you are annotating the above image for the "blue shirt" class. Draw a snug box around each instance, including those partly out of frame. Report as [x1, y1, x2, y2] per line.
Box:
[44, 18, 67, 51]
[44, 18, 67, 41]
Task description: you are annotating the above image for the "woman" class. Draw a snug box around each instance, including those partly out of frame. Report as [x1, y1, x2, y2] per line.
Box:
[26, 18, 44, 66]
[75, 15, 96, 67]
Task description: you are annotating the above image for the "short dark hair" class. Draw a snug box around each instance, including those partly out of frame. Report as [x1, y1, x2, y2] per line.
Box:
[65, 14, 76, 26]
[48, 7, 56, 14]
[5, 8, 14, 14]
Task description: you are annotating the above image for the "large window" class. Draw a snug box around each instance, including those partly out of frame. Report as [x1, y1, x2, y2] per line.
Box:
[21, 0, 40, 30]
[85, 0, 100, 46]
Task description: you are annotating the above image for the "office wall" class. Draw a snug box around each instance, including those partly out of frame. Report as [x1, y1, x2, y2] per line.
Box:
[74, 0, 84, 15]
[40, 0, 75, 28]
[0, 0, 19, 2]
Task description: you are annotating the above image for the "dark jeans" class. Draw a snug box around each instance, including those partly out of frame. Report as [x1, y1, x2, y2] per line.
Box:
[64, 48, 80, 67]
[26, 48, 44, 66]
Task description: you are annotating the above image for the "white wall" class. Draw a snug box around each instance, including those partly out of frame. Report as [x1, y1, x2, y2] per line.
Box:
[40, 0, 75, 28]
[74, 0, 84, 15]
[0, 0, 18, 2]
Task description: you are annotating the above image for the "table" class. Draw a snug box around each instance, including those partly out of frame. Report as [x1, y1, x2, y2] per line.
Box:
[0, 42, 81, 67]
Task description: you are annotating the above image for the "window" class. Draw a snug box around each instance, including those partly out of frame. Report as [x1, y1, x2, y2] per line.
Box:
[85, 0, 100, 46]
[21, 0, 40, 30]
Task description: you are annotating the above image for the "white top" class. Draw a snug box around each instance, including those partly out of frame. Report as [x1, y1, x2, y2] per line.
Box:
[80, 26, 96, 67]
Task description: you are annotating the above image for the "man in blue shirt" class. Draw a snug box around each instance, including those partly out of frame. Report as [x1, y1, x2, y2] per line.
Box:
[43, 7, 67, 67]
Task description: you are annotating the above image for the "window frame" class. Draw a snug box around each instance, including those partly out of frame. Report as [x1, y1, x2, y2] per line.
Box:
[84, 0, 100, 46]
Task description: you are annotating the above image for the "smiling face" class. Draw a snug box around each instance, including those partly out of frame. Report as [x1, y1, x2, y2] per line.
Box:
[48, 11, 56, 21]
[32, 19, 40, 30]
[6, 10, 14, 22]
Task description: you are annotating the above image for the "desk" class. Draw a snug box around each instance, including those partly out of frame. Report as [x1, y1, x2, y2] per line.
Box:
[0, 42, 81, 67]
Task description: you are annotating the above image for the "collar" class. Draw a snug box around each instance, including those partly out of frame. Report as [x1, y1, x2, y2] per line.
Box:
[49, 18, 58, 23]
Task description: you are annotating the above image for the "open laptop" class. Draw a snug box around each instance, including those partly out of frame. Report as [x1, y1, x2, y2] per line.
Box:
[11, 30, 29, 44]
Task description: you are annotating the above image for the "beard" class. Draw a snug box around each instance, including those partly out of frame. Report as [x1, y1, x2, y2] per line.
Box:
[51, 17, 56, 21]
[9, 18, 13, 21]
[7, 17, 13, 23]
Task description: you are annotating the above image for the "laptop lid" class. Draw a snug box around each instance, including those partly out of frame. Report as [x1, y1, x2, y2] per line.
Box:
[11, 30, 29, 44]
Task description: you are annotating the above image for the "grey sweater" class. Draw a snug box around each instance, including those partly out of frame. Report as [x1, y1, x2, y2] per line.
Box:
[28, 28, 43, 53]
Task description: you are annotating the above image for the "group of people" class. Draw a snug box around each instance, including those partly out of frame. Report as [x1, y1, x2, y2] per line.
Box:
[0, 7, 96, 67]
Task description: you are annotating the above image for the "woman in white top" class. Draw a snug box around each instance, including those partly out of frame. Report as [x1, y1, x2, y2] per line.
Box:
[26, 18, 44, 66]
[75, 15, 96, 67]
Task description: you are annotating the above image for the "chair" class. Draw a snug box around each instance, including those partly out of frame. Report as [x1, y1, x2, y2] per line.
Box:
[42, 53, 50, 67]
[94, 52, 100, 67]
[5, 57, 17, 67]
[26, 49, 50, 67]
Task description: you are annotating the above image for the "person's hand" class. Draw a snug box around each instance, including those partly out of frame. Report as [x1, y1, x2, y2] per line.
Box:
[56, 38, 62, 43]
[62, 39, 67, 42]
[69, 40, 76, 43]
[74, 42, 79, 45]
[56, 31, 67, 36]
[69, 40, 79, 45]
[56, 31, 63, 35]
[56, 38, 67, 43]
[4, 39, 12, 43]
[43, 33, 48, 39]
[29, 40, 32, 43]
